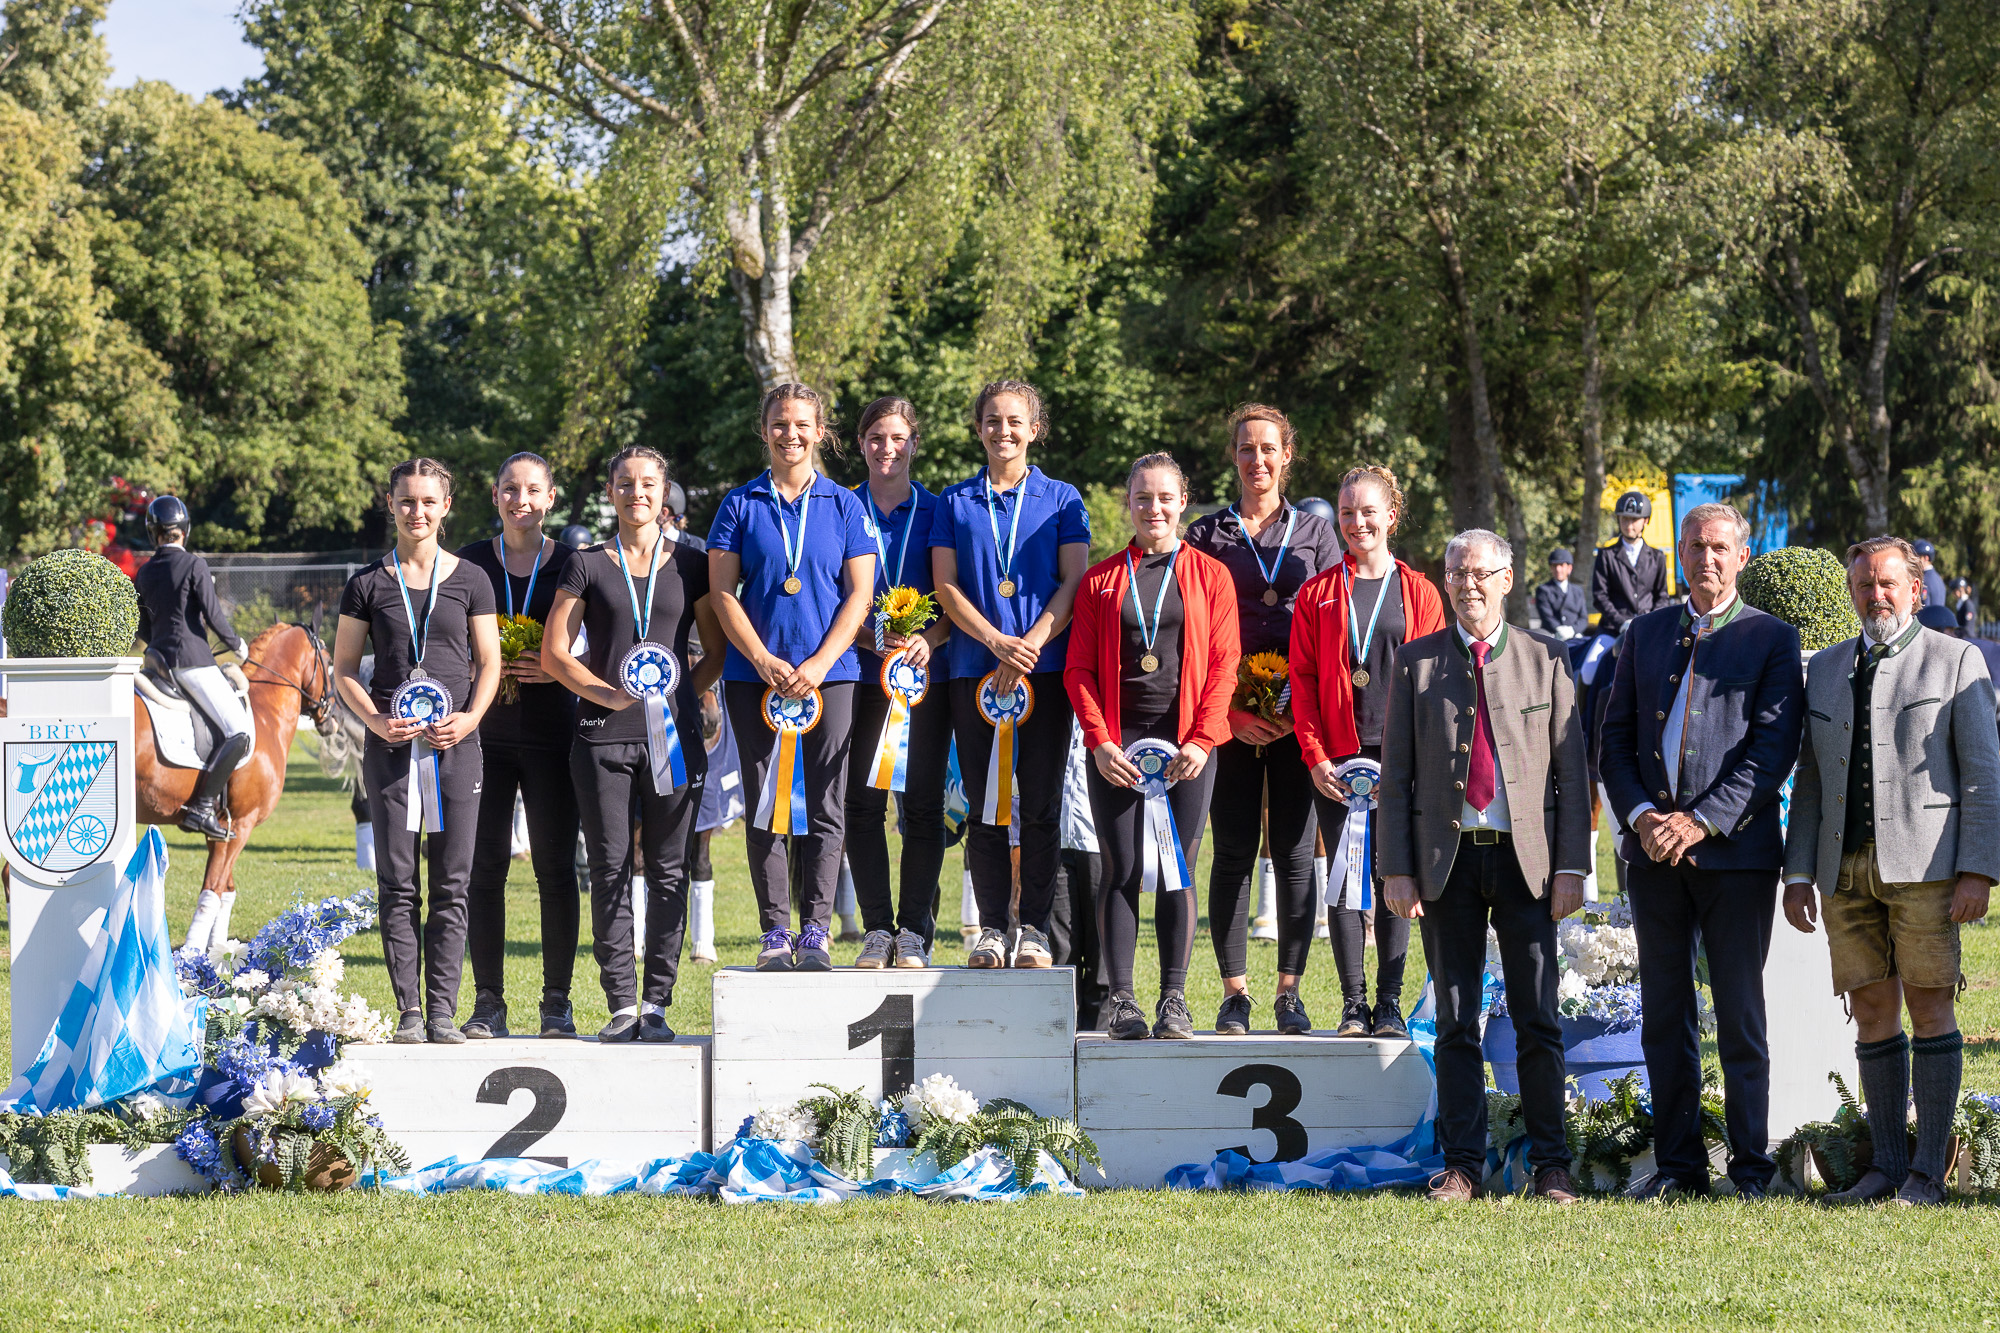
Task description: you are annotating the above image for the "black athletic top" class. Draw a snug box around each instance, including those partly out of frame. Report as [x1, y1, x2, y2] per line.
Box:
[1119, 550, 1184, 731]
[1348, 573, 1406, 750]
[456, 537, 578, 752]
[557, 532, 709, 747]
[1184, 504, 1343, 657]
[338, 552, 496, 717]
[134, 545, 246, 671]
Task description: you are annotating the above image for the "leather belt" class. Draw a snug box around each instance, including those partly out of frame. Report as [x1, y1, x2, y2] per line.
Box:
[1462, 828, 1509, 846]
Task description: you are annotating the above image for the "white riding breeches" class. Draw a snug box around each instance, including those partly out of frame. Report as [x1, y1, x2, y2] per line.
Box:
[171, 664, 252, 742]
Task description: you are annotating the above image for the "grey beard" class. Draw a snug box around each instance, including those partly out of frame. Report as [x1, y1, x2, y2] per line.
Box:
[1864, 609, 1908, 642]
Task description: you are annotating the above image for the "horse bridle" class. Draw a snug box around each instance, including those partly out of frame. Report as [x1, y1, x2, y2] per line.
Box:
[244, 622, 336, 730]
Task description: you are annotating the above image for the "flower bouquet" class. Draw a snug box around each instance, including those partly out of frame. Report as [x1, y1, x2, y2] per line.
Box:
[1233, 650, 1289, 723]
[496, 613, 544, 704]
[874, 585, 938, 651]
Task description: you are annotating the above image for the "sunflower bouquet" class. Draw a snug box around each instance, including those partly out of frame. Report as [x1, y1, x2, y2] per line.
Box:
[1234, 650, 1290, 723]
[495, 613, 543, 704]
[874, 586, 939, 643]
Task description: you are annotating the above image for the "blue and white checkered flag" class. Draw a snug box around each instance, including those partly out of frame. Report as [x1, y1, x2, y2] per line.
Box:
[1, 829, 207, 1113]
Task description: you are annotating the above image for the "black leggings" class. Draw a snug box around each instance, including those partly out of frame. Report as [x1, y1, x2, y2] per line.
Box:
[467, 742, 580, 1000]
[571, 740, 705, 1010]
[843, 672, 951, 942]
[1088, 720, 1217, 997]
[950, 671, 1073, 935]
[1312, 788, 1411, 1006]
[1206, 733, 1320, 978]
[725, 680, 855, 934]
[364, 735, 483, 1021]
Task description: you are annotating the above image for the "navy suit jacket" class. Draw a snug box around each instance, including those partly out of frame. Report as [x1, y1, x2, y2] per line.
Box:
[1598, 599, 1804, 871]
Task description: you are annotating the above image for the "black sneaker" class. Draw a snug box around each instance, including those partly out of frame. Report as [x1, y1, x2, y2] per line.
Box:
[638, 1012, 676, 1043]
[1215, 992, 1254, 1036]
[1275, 992, 1313, 1036]
[1153, 991, 1195, 1040]
[1370, 999, 1408, 1041]
[426, 1018, 467, 1045]
[599, 1013, 639, 1043]
[1106, 994, 1149, 1041]
[462, 992, 509, 1040]
[1334, 998, 1371, 1038]
[539, 993, 577, 1039]
[391, 1010, 425, 1044]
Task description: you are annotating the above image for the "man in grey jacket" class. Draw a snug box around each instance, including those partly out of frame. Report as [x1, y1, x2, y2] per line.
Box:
[1782, 536, 1998, 1206]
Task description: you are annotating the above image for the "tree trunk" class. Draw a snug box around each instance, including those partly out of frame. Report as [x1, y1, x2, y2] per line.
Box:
[1857, 182, 1919, 538]
[1779, 240, 1877, 534]
[1439, 230, 1528, 619]
[1574, 258, 1606, 598]
[721, 155, 801, 393]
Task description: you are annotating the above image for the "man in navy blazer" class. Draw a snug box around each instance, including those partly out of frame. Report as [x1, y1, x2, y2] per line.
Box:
[1598, 502, 1805, 1199]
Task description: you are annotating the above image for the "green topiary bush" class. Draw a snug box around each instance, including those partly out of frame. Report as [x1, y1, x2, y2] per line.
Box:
[3, 548, 141, 658]
[1738, 546, 1860, 652]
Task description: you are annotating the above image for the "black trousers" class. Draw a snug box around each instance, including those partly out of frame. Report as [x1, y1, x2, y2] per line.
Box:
[1087, 720, 1217, 997]
[950, 670, 1073, 936]
[364, 735, 484, 1022]
[1051, 848, 1108, 1029]
[1207, 734, 1320, 977]
[571, 740, 706, 1010]
[1628, 857, 1778, 1189]
[1313, 786, 1411, 1006]
[467, 741, 581, 1000]
[725, 680, 855, 934]
[1420, 836, 1568, 1179]
[843, 674, 951, 942]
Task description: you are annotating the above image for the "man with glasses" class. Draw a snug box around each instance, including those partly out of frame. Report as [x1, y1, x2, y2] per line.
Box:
[1599, 502, 1805, 1200]
[1379, 530, 1591, 1203]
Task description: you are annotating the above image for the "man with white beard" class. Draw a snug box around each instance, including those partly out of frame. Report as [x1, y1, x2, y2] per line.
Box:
[1782, 536, 2000, 1206]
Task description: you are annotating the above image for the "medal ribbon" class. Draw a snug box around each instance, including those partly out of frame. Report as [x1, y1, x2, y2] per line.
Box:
[869, 659, 925, 793]
[617, 530, 685, 793]
[1125, 545, 1179, 665]
[391, 550, 442, 674]
[500, 535, 548, 616]
[393, 554, 445, 834]
[1326, 757, 1382, 911]
[765, 471, 813, 590]
[983, 471, 1024, 591]
[1231, 503, 1295, 598]
[1344, 561, 1392, 675]
[1127, 741, 1193, 894]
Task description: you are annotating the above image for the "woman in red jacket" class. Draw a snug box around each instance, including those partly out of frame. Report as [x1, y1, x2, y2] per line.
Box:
[1067, 453, 1239, 1040]
[1290, 465, 1445, 1040]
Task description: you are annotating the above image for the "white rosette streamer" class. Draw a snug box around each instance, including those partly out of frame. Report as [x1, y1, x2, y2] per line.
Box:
[1324, 756, 1381, 911]
[1123, 738, 1193, 894]
[619, 642, 686, 794]
[390, 677, 452, 833]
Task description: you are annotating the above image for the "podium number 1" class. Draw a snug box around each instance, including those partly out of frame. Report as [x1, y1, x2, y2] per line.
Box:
[847, 994, 915, 1096]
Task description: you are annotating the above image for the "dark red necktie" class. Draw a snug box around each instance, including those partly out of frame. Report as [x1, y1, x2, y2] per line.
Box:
[1467, 640, 1496, 811]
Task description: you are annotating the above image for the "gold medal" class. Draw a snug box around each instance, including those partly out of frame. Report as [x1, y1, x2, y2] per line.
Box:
[1351, 668, 1370, 688]
[1140, 652, 1159, 673]
[1261, 587, 1280, 607]
[997, 578, 1016, 598]
[782, 575, 803, 595]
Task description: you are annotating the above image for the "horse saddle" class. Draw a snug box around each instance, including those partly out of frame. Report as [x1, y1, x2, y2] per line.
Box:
[136, 653, 258, 772]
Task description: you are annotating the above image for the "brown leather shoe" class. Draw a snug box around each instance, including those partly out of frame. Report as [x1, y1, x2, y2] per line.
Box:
[1425, 1168, 1482, 1202]
[1534, 1166, 1581, 1203]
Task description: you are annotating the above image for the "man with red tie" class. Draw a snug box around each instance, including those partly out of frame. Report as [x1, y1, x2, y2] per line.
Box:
[1378, 529, 1593, 1203]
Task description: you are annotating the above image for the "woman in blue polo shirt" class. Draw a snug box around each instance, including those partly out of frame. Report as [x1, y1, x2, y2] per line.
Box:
[930, 379, 1091, 969]
[708, 384, 877, 972]
[844, 397, 954, 969]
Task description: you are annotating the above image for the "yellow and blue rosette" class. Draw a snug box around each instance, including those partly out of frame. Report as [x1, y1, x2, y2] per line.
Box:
[1124, 738, 1193, 894]
[1327, 756, 1382, 911]
[754, 685, 824, 835]
[389, 677, 452, 834]
[976, 671, 1035, 827]
[619, 642, 687, 795]
[868, 650, 929, 793]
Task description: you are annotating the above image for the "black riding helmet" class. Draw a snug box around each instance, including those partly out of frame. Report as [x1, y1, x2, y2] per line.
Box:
[1614, 490, 1651, 520]
[558, 524, 594, 550]
[145, 494, 191, 544]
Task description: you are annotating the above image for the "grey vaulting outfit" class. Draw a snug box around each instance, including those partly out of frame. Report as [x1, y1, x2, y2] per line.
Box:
[1783, 616, 2000, 1192]
[1378, 621, 1591, 1185]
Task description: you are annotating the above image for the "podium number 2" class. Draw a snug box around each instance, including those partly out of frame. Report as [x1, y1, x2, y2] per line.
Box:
[1218, 1063, 1308, 1163]
[478, 1067, 569, 1167]
[848, 994, 915, 1095]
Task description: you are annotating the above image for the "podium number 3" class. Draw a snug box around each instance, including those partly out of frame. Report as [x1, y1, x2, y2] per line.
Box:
[848, 994, 915, 1095]
[479, 1067, 569, 1167]
[1218, 1063, 1308, 1163]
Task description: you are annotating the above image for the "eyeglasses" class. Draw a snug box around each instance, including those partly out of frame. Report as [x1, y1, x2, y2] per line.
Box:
[1444, 567, 1507, 587]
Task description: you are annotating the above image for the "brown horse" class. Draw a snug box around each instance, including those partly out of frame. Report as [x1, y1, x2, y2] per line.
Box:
[132, 622, 335, 901]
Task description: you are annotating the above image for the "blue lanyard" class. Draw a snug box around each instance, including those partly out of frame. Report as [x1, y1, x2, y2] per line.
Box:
[1125, 545, 1179, 655]
[763, 471, 813, 582]
[863, 483, 921, 593]
[983, 471, 1025, 583]
[1345, 562, 1392, 664]
[1230, 503, 1295, 592]
[498, 536, 547, 617]
[392, 551, 441, 669]
[616, 528, 665, 641]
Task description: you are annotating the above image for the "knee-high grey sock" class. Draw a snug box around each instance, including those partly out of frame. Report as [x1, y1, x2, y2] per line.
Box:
[1855, 1033, 1910, 1185]
[1910, 1030, 1964, 1182]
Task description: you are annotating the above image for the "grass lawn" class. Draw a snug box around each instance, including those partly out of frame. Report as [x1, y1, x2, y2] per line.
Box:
[5, 736, 2000, 1330]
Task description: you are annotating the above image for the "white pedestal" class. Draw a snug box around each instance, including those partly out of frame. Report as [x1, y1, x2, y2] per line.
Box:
[87, 1143, 209, 1195]
[1076, 1034, 1435, 1188]
[710, 967, 1075, 1136]
[1764, 914, 1857, 1140]
[361, 1037, 711, 1168]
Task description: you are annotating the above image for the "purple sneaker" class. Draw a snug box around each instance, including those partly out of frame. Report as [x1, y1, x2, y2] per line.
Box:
[756, 928, 795, 971]
[795, 923, 833, 971]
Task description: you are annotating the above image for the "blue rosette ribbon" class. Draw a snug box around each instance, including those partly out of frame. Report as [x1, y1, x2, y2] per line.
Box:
[1124, 738, 1193, 894]
[754, 686, 823, 835]
[1326, 756, 1381, 911]
[868, 650, 928, 793]
[619, 642, 687, 794]
[390, 677, 452, 833]
[976, 672, 1035, 826]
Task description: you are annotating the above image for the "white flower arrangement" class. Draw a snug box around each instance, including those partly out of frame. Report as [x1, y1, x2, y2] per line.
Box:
[1559, 916, 1639, 987]
[252, 980, 392, 1045]
[317, 1062, 374, 1101]
[125, 1091, 170, 1121]
[230, 969, 271, 993]
[903, 1073, 979, 1126]
[240, 1069, 321, 1117]
[307, 949, 345, 989]
[747, 1104, 820, 1145]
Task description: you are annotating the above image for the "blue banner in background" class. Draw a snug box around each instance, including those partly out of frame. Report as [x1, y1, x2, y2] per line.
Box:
[1672, 475, 1787, 591]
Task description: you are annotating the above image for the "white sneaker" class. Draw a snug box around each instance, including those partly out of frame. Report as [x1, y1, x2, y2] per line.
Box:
[892, 929, 930, 968]
[1012, 925, 1053, 968]
[854, 930, 894, 969]
[967, 928, 1009, 969]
